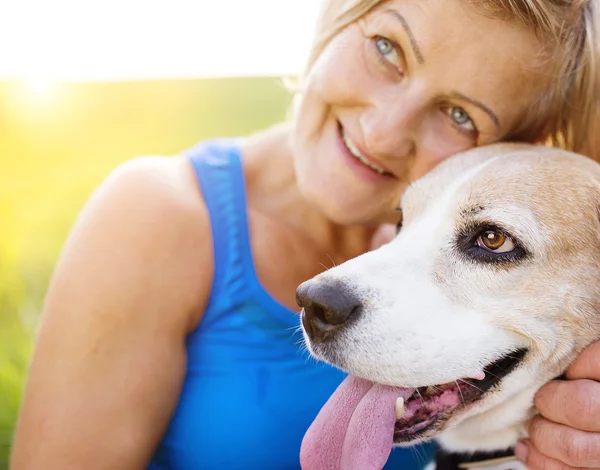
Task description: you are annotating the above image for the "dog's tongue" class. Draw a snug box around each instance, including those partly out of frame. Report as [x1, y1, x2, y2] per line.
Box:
[300, 375, 415, 470]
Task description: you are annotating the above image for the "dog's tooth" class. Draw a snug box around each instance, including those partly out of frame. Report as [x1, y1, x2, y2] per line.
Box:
[424, 386, 436, 396]
[470, 371, 486, 381]
[395, 397, 405, 419]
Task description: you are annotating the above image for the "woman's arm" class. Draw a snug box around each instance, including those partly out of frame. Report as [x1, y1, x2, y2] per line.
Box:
[10, 156, 213, 470]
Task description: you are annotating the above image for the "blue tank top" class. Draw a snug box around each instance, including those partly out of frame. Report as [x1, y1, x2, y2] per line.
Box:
[148, 139, 433, 469]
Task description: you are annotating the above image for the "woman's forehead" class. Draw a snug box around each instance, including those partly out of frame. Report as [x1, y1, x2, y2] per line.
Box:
[369, 0, 549, 67]
[368, 0, 552, 131]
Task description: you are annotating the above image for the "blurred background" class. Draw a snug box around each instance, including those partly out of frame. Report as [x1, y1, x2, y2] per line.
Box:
[0, 1, 320, 467]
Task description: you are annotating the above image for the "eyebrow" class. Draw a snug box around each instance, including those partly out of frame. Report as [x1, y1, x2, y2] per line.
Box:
[384, 9, 501, 130]
[449, 92, 501, 129]
[384, 9, 424, 64]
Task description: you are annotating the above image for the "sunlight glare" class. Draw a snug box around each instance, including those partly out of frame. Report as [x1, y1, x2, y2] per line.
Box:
[26, 78, 55, 99]
[0, 0, 321, 82]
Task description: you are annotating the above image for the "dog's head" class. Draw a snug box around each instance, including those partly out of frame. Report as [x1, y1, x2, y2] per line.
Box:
[298, 143, 600, 449]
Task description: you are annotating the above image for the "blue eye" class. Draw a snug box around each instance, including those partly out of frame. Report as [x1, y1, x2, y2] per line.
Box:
[373, 36, 402, 69]
[451, 108, 469, 124]
[375, 37, 394, 56]
[447, 107, 475, 132]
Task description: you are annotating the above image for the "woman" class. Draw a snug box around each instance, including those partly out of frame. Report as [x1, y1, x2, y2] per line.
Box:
[11, 0, 600, 469]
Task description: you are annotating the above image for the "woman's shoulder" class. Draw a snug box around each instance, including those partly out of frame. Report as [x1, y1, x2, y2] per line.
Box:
[71, 154, 214, 330]
[102, 154, 206, 219]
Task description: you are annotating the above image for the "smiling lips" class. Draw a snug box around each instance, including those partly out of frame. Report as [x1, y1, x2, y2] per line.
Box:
[339, 124, 395, 177]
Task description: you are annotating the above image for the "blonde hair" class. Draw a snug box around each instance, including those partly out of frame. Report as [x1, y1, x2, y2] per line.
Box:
[302, 0, 600, 161]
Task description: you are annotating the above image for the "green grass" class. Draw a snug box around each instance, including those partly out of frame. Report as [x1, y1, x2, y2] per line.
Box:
[0, 76, 293, 469]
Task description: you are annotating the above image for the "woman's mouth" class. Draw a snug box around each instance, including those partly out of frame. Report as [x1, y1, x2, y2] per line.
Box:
[338, 123, 395, 178]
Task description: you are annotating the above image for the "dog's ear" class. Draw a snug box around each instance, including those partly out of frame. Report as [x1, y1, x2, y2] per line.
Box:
[593, 177, 600, 227]
[587, 166, 600, 224]
[593, 183, 600, 234]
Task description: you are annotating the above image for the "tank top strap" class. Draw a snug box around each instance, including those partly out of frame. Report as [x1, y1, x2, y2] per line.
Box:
[183, 138, 296, 330]
[184, 139, 255, 315]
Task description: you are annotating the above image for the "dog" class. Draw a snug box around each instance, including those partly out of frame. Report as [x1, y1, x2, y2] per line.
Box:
[297, 143, 600, 470]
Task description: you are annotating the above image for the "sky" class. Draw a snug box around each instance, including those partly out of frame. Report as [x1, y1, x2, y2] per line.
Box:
[0, 0, 322, 83]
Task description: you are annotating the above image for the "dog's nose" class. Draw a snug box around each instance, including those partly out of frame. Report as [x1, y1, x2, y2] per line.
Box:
[296, 280, 362, 341]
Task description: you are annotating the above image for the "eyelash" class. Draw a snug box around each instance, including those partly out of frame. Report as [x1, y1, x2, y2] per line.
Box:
[370, 35, 478, 137]
[444, 107, 478, 135]
[371, 35, 404, 73]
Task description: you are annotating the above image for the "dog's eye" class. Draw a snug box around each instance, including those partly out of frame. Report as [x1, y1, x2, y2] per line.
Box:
[476, 230, 515, 253]
[456, 223, 526, 265]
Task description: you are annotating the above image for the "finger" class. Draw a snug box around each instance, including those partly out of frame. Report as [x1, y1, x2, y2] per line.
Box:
[515, 440, 585, 470]
[567, 340, 600, 381]
[535, 379, 600, 432]
[528, 415, 600, 468]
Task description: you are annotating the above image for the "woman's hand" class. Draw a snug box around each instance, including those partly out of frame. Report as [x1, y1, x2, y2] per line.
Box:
[516, 341, 600, 469]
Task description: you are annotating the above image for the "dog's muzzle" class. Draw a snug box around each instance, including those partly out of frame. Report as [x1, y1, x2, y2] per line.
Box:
[296, 279, 362, 343]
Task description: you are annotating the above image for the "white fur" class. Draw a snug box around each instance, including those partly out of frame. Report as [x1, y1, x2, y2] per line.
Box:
[300, 144, 600, 456]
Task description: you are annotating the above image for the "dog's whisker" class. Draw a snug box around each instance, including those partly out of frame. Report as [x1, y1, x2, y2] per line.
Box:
[326, 253, 337, 268]
[456, 378, 485, 394]
[504, 355, 522, 361]
[409, 441, 429, 466]
[455, 380, 466, 407]
[318, 254, 338, 273]
[500, 353, 527, 362]
[299, 346, 319, 366]
[481, 369, 503, 380]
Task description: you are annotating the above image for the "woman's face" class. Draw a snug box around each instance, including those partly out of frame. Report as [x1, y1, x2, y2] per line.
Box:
[292, 0, 551, 225]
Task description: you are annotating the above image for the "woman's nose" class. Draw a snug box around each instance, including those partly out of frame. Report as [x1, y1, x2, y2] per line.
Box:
[359, 93, 422, 160]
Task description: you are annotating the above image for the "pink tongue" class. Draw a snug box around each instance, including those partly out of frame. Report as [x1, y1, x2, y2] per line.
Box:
[300, 375, 415, 470]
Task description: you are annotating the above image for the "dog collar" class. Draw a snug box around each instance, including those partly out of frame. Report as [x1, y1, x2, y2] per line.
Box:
[457, 456, 519, 469]
[435, 444, 519, 470]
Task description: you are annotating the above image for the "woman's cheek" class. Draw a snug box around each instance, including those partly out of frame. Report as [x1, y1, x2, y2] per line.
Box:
[416, 116, 476, 173]
[311, 29, 380, 105]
